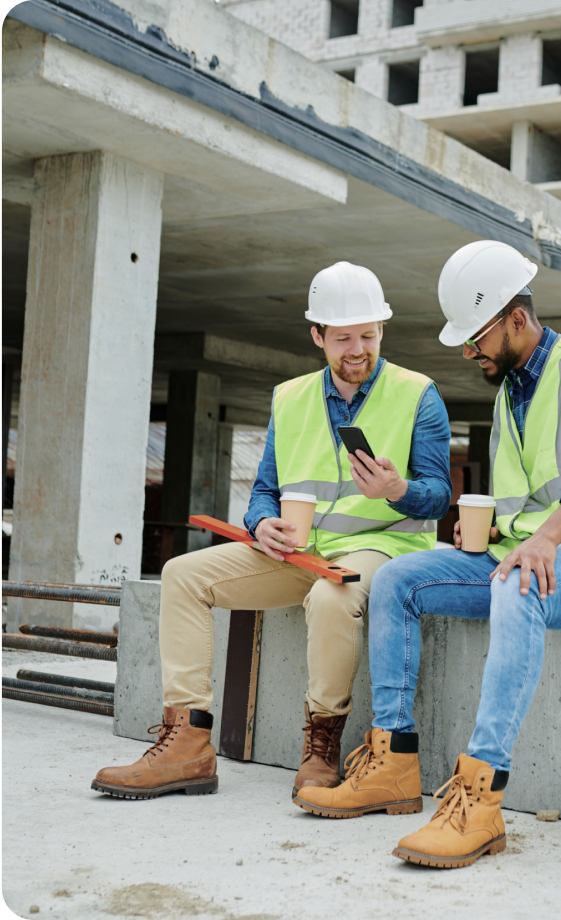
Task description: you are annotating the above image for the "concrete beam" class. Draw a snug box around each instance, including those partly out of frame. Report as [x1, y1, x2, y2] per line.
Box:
[221, 406, 271, 430]
[7, 151, 163, 632]
[154, 333, 324, 382]
[416, 0, 561, 48]
[5, 5, 561, 266]
[2, 18, 348, 218]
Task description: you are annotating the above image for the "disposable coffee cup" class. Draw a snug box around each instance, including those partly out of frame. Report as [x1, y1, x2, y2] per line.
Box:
[457, 494, 496, 553]
[280, 492, 317, 549]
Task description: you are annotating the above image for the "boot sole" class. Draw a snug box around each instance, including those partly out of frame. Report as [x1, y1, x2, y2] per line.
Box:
[90, 775, 218, 800]
[292, 794, 423, 818]
[392, 833, 506, 868]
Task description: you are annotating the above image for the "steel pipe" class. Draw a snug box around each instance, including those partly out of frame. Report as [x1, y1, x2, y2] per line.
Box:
[2, 634, 117, 662]
[2, 687, 114, 717]
[16, 669, 115, 694]
[3, 677, 114, 704]
[2, 581, 121, 605]
[19, 625, 117, 646]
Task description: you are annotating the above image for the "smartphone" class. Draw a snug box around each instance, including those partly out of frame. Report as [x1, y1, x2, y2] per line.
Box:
[337, 426, 376, 461]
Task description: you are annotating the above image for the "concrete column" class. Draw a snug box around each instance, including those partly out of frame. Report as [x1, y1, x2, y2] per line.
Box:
[215, 423, 234, 523]
[161, 371, 220, 556]
[2, 363, 14, 511]
[8, 151, 163, 632]
[511, 121, 561, 184]
[468, 425, 490, 497]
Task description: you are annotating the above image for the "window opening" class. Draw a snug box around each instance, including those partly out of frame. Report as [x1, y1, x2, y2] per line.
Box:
[542, 39, 561, 86]
[388, 60, 420, 106]
[329, 0, 359, 39]
[391, 0, 423, 29]
[463, 46, 499, 107]
[335, 68, 356, 82]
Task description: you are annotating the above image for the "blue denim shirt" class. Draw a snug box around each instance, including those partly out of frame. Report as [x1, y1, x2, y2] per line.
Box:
[244, 359, 452, 536]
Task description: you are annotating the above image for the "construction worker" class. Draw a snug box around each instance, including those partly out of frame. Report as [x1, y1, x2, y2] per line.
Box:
[295, 242, 561, 869]
[92, 261, 451, 801]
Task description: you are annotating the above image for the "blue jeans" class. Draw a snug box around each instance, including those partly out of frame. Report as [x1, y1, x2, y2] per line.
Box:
[369, 547, 561, 771]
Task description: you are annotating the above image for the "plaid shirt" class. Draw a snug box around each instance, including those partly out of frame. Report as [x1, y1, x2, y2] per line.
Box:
[506, 326, 558, 441]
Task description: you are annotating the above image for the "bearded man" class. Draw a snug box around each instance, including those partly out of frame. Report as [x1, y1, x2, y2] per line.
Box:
[92, 261, 451, 802]
[296, 242, 561, 871]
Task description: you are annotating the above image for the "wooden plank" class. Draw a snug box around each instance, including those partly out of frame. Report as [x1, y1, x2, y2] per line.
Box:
[189, 515, 360, 584]
[219, 610, 263, 761]
[244, 610, 263, 760]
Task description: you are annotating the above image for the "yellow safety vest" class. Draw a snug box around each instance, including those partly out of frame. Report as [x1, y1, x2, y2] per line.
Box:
[273, 362, 437, 558]
[489, 335, 561, 562]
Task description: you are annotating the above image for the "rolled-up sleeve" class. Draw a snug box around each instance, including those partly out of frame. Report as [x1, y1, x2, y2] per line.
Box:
[243, 417, 281, 536]
[387, 384, 452, 521]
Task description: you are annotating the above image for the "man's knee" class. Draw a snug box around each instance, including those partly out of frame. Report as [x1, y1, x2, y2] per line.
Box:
[489, 565, 538, 615]
[305, 577, 363, 621]
[161, 552, 189, 583]
[369, 551, 430, 604]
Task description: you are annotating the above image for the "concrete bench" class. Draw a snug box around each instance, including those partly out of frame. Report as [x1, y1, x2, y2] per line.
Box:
[114, 579, 560, 813]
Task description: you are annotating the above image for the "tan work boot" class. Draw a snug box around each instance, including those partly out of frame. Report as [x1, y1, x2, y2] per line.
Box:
[292, 704, 347, 798]
[393, 753, 508, 868]
[91, 708, 218, 799]
[293, 727, 422, 817]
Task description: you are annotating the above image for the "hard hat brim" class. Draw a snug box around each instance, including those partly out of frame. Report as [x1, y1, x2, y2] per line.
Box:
[306, 304, 393, 326]
[439, 318, 487, 347]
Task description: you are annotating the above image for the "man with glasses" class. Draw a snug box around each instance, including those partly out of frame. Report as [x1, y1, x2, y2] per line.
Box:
[293, 240, 561, 870]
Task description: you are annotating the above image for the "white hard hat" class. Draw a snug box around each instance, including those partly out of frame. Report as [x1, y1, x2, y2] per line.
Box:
[438, 241, 537, 347]
[306, 261, 392, 326]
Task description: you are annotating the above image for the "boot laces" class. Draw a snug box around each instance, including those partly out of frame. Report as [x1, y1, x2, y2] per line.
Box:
[343, 738, 385, 782]
[432, 774, 471, 830]
[303, 721, 338, 759]
[144, 721, 177, 757]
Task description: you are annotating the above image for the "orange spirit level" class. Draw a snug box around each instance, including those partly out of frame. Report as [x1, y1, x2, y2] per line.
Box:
[189, 516, 360, 584]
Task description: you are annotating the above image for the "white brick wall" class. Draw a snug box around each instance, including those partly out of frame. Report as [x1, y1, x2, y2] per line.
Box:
[418, 46, 465, 111]
[355, 55, 388, 98]
[222, 0, 330, 55]
[222, 0, 560, 113]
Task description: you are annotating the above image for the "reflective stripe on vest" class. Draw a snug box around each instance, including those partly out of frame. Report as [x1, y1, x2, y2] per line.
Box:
[488, 335, 561, 562]
[273, 362, 437, 559]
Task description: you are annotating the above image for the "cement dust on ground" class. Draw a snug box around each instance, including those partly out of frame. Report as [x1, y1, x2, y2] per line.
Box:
[3, 649, 561, 920]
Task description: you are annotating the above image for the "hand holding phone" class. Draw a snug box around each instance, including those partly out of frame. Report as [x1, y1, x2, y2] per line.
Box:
[338, 425, 408, 503]
[337, 426, 376, 461]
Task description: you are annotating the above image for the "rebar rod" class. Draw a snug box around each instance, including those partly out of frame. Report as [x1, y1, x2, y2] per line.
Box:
[2, 687, 113, 717]
[19, 625, 117, 646]
[16, 669, 115, 694]
[3, 677, 114, 704]
[2, 634, 117, 662]
[2, 581, 121, 605]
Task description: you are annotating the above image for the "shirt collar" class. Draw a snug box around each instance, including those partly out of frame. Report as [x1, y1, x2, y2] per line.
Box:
[506, 326, 556, 388]
[324, 358, 383, 399]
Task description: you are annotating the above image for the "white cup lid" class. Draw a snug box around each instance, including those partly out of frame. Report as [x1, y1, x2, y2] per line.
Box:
[281, 492, 317, 503]
[457, 494, 496, 507]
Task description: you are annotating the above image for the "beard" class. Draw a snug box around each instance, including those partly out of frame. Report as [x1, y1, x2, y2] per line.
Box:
[479, 331, 523, 388]
[330, 350, 378, 385]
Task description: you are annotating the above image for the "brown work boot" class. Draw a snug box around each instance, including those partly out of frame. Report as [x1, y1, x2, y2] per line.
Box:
[292, 704, 347, 798]
[91, 708, 218, 799]
[293, 727, 422, 817]
[393, 753, 508, 868]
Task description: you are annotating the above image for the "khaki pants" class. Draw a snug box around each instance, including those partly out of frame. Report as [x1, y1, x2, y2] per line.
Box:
[160, 542, 388, 717]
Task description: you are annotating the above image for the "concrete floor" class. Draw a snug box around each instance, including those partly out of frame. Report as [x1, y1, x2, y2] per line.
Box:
[3, 648, 561, 920]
